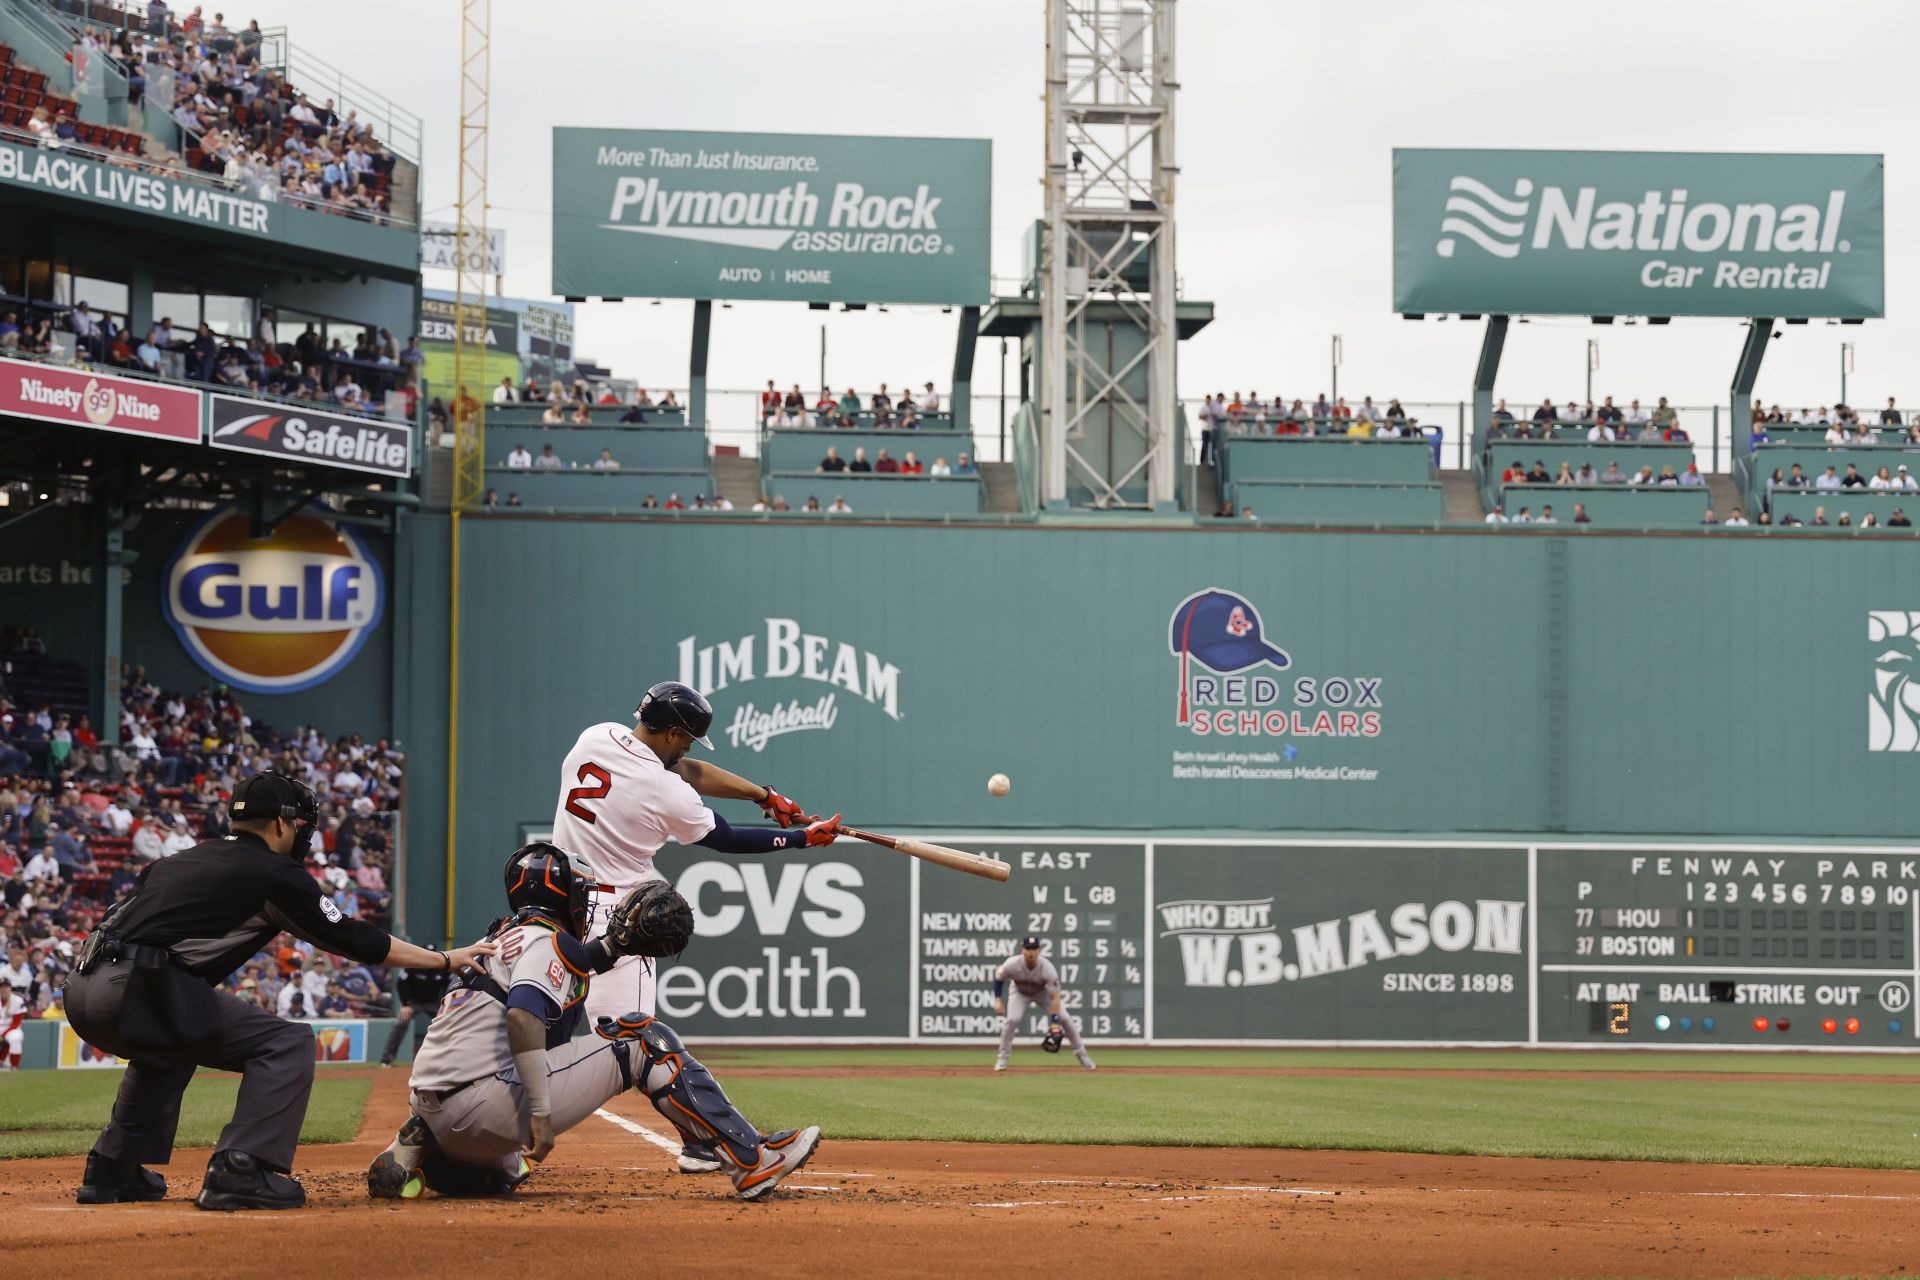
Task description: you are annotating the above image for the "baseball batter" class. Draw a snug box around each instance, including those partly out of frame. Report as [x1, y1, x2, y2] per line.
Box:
[550, 680, 838, 1172]
[366, 842, 820, 1202]
[992, 936, 1095, 1071]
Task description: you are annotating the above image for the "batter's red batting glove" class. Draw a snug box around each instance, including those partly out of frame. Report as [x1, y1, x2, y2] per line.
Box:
[760, 787, 807, 828]
[802, 814, 843, 847]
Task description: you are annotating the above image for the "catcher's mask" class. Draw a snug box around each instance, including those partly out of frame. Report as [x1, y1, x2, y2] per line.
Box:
[504, 841, 596, 937]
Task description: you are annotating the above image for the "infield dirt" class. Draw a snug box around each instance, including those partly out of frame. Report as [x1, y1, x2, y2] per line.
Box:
[4, 1068, 1917, 1279]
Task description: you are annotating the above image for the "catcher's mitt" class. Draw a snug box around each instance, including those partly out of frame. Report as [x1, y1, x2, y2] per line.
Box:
[604, 880, 694, 957]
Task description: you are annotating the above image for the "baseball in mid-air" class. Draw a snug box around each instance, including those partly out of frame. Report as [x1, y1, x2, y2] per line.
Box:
[987, 772, 1011, 797]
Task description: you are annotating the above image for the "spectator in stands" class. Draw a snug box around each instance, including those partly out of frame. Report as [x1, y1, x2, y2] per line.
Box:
[619, 398, 649, 425]
[570, 402, 592, 425]
[483, 489, 500, 509]
[1484, 505, 1507, 524]
[1870, 466, 1897, 491]
[533, 444, 562, 470]
[0, 312, 18, 351]
[1837, 512, 1854, 527]
[874, 450, 899, 474]
[1532, 399, 1558, 428]
[1780, 464, 1808, 488]
[67, 303, 104, 361]
[640, 494, 658, 510]
[901, 451, 924, 475]
[849, 448, 873, 474]
[1905, 426, 1920, 445]
[1573, 462, 1596, 484]
[1214, 500, 1236, 519]
[1811, 506, 1829, 526]
[819, 447, 847, 473]
[1725, 507, 1750, 527]
[760, 381, 780, 422]
[1859, 512, 1880, 529]
[1552, 462, 1575, 486]
[1815, 465, 1842, 492]
[506, 443, 532, 468]
[1312, 393, 1331, 420]
[1679, 464, 1705, 488]
[1536, 505, 1558, 525]
[1878, 398, 1902, 426]
[1594, 461, 1623, 485]
[872, 385, 893, 426]
[710, 495, 734, 512]
[1700, 508, 1720, 526]
[1651, 397, 1678, 433]
[1897, 464, 1918, 491]
[541, 401, 567, 425]
[838, 388, 861, 420]
[1587, 416, 1615, 442]
[1627, 465, 1654, 485]
[1572, 503, 1592, 524]
[592, 449, 620, 472]
[505, 493, 522, 507]
[922, 383, 941, 414]
[1842, 464, 1868, 489]
[1524, 461, 1551, 484]
[1656, 466, 1680, 487]
[929, 456, 952, 477]
[493, 377, 517, 404]
[1512, 507, 1532, 524]
[803, 497, 822, 512]
[1489, 398, 1514, 432]
[664, 493, 685, 511]
[954, 453, 976, 475]
[828, 496, 853, 513]
[813, 388, 838, 427]
[1344, 414, 1372, 439]
[1891, 508, 1912, 528]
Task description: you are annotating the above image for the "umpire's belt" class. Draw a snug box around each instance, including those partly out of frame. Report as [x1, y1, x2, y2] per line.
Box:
[104, 940, 181, 970]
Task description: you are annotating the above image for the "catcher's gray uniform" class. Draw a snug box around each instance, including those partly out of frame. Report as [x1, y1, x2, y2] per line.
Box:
[407, 920, 625, 1169]
[993, 952, 1092, 1068]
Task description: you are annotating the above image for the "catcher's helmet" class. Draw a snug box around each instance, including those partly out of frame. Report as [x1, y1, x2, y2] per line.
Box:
[637, 680, 714, 749]
[504, 841, 594, 937]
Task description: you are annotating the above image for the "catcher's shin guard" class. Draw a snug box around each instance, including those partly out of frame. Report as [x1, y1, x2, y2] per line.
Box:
[597, 1015, 760, 1169]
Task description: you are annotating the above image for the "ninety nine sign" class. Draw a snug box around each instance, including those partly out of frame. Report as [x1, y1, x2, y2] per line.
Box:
[0, 357, 200, 441]
[1393, 149, 1885, 318]
[551, 127, 991, 305]
[208, 393, 412, 478]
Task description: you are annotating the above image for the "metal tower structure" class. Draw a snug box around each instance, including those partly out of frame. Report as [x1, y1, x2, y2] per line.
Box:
[1041, 0, 1179, 508]
[446, 0, 490, 943]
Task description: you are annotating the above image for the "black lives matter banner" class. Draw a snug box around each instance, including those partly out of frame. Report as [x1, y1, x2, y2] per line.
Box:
[208, 393, 412, 478]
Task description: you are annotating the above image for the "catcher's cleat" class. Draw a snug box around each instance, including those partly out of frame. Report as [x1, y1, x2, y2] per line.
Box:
[726, 1125, 821, 1202]
[677, 1138, 724, 1174]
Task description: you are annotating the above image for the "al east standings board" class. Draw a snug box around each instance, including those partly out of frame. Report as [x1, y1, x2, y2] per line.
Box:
[551, 128, 990, 305]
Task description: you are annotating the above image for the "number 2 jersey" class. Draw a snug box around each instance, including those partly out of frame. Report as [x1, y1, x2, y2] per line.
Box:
[408, 917, 592, 1092]
[549, 722, 718, 908]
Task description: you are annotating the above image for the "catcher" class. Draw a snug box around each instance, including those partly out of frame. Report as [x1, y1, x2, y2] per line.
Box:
[366, 842, 819, 1202]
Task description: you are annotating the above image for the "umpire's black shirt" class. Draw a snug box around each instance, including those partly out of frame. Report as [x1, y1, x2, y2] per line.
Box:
[115, 831, 392, 982]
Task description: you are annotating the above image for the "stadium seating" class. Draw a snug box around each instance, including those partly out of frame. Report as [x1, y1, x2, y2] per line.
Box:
[1227, 479, 1444, 526]
[765, 472, 984, 515]
[485, 468, 712, 510]
[1766, 490, 1918, 526]
[1496, 483, 1710, 528]
[493, 426, 707, 471]
[763, 427, 972, 473]
[486, 403, 687, 428]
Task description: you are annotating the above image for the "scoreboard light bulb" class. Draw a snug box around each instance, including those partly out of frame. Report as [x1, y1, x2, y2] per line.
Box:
[1845, 1018, 1861, 1035]
[1678, 1017, 1692, 1031]
[1751, 1016, 1770, 1033]
[1653, 1014, 1672, 1032]
[1892, 1020, 1904, 1035]
[1821, 1018, 1838, 1034]
[1701, 1017, 1715, 1031]
[1776, 1018, 1791, 1032]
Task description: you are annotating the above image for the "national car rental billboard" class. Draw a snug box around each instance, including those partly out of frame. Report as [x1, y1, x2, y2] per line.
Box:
[1392, 149, 1884, 318]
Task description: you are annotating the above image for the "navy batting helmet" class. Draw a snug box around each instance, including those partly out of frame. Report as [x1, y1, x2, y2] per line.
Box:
[637, 680, 714, 749]
[504, 841, 595, 938]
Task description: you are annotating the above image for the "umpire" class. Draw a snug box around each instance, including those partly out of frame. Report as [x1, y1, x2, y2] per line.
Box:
[376, 953, 449, 1067]
[66, 772, 492, 1211]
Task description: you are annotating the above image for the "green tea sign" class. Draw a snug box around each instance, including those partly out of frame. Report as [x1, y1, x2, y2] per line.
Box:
[552, 128, 991, 305]
[1393, 149, 1884, 318]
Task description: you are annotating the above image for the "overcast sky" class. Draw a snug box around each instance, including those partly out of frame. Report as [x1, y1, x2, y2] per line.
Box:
[246, 0, 1914, 445]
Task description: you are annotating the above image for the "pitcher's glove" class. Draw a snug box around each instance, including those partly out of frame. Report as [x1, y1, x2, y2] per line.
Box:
[604, 880, 695, 957]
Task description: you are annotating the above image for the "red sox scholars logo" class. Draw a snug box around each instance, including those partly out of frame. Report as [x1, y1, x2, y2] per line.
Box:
[1168, 588, 1384, 740]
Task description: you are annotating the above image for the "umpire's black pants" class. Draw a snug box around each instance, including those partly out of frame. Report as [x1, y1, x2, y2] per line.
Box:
[66, 967, 315, 1172]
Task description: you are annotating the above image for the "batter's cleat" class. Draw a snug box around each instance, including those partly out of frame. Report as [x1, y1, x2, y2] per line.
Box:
[677, 1138, 724, 1174]
[75, 1150, 167, 1204]
[728, 1125, 821, 1202]
[195, 1150, 306, 1211]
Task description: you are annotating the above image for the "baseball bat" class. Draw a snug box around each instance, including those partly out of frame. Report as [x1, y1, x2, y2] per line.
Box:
[839, 826, 1011, 882]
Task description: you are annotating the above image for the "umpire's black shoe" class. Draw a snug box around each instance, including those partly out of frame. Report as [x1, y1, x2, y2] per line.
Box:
[195, 1150, 306, 1211]
[75, 1150, 168, 1204]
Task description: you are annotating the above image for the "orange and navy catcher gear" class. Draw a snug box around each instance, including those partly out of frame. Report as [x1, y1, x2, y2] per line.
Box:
[503, 841, 595, 939]
[595, 1014, 762, 1173]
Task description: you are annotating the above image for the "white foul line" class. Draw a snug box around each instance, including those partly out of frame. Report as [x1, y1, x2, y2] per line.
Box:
[594, 1107, 680, 1153]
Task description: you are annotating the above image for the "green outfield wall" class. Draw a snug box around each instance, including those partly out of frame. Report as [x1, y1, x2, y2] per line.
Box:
[402, 515, 1920, 946]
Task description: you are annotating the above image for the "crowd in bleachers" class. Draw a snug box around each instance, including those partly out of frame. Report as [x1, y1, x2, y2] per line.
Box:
[1749, 399, 1918, 444]
[485, 377, 682, 425]
[814, 445, 973, 477]
[0, 622, 406, 1051]
[2, 305, 421, 420]
[1197, 391, 1429, 461]
[761, 381, 944, 429]
[1487, 396, 1690, 442]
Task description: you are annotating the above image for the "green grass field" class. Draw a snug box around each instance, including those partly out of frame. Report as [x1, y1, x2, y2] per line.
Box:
[1, 1050, 1915, 1168]
[0, 1071, 370, 1159]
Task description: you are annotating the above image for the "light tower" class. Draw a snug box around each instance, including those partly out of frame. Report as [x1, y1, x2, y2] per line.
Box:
[1040, 0, 1180, 508]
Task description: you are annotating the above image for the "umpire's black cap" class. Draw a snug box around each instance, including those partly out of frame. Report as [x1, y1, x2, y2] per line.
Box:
[637, 681, 714, 749]
[229, 771, 320, 824]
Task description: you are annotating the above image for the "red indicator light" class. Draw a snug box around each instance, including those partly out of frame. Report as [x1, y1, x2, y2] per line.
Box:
[1821, 1018, 1838, 1034]
[1845, 1018, 1861, 1035]
[1751, 1016, 1770, 1033]
[1776, 1018, 1791, 1032]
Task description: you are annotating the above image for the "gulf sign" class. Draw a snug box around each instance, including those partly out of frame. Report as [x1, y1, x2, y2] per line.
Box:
[0, 356, 200, 441]
[162, 508, 384, 694]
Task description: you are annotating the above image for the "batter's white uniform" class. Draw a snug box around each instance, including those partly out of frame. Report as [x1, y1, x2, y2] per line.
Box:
[2, 992, 26, 1066]
[550, 722, 717, 1025]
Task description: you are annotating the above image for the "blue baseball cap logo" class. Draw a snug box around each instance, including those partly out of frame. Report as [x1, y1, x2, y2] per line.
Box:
[1170, 589, 1289, 726]
[1169, 589, 1290, 673]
